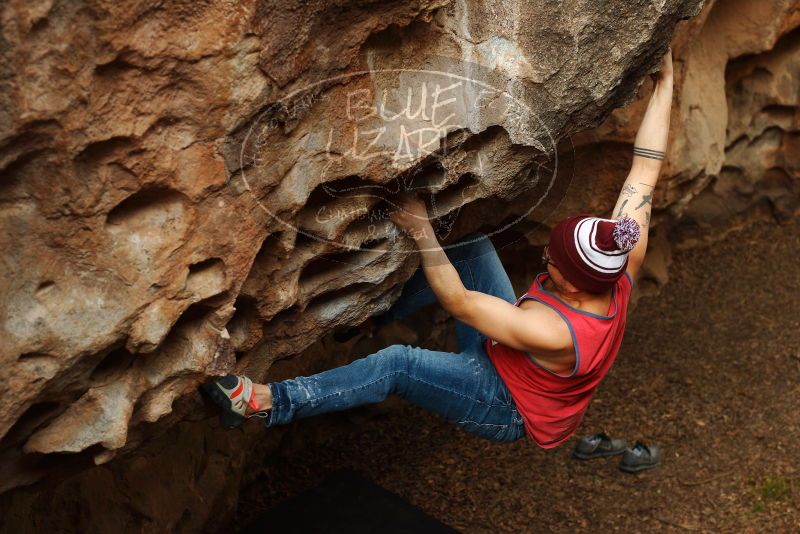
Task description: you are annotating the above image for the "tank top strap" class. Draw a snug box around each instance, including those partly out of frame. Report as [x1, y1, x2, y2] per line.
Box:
[520, 272, 572, 310]
[523, 271, 619, 320]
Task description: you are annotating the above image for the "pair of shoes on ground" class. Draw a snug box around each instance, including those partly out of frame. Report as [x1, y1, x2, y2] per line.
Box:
[573, 432, 661, 473]
[200, 374, 271, 429]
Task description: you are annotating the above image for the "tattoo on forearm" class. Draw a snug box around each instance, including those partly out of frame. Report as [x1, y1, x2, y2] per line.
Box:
[635, 191, 652, 210]
[616, 199, 628, 217]
[622, 184, 637, 197]
[645, 211, 651, 227]
[633, 146, 665, 160]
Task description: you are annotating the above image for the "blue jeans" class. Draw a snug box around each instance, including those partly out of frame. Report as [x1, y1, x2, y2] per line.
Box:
[265, 232, 526, 443]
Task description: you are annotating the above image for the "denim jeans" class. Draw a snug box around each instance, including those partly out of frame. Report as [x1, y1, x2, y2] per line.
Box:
[266, 232, 526, 443]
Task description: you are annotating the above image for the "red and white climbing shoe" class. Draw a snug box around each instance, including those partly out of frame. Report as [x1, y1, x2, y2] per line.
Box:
[200, 374, 270, 429]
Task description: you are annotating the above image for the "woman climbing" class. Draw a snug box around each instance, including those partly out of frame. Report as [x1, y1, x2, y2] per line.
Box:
[201, 48, 673, 448]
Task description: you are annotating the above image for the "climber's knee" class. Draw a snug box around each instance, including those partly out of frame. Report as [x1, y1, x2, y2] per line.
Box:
[365, 344, 415, 393]
[460, 231, 489, 247]
[460, 231, 496, 257]
[461, 230, 488, 241]
[446, 231, 494, 267]
[365, 343, 411, 374]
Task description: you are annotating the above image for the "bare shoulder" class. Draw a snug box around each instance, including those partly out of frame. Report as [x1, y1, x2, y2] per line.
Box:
[518, 299, 573, 352]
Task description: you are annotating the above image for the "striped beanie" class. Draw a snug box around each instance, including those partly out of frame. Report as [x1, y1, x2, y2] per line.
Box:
[547, 213, 641, 293]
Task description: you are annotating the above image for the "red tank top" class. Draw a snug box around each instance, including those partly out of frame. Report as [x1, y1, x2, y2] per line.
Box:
[486, 270, 634, 449]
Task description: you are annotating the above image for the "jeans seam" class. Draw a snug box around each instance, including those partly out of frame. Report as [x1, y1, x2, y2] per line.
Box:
[293, 367, 506, 410]
[265, 382, 281, 427]
[457, 419, 508, 428]
[309, 371, 399, 404]
[458, 419, 512, 443]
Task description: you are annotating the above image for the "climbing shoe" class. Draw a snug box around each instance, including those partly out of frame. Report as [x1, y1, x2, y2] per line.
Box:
[200, 374, 270, 429]
[619, 441, 661, 473]
[572, 432, 628, 460]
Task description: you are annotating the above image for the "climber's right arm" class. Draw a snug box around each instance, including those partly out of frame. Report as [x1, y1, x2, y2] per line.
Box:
[610, 48, 673, 281]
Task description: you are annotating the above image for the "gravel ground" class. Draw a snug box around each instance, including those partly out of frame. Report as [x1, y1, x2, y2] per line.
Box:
[237, 216, 800, 533]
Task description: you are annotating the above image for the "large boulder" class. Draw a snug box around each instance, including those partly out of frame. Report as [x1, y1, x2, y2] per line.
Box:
[0, 0, 702, 491]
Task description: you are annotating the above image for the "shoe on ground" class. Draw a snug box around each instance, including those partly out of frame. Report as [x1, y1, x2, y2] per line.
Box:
[619, 441, 661, 473]
[572, 432, 628, 460]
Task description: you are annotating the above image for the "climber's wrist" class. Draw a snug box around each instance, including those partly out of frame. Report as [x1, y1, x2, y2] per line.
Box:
[406, 221, 435, 243]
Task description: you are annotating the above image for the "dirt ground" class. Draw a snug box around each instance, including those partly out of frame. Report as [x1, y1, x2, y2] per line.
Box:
[236, 216, 800, 533]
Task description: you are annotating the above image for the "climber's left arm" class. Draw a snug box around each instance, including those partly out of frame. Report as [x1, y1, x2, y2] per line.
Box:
[611, 48, 673, 281]
[388, 194, 469, 315]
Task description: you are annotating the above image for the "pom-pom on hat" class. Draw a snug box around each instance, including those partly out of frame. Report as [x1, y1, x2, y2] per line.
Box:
[546, 213, 641, 293]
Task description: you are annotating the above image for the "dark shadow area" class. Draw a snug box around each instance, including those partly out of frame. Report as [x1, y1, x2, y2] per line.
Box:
[239, 470, 460, 534]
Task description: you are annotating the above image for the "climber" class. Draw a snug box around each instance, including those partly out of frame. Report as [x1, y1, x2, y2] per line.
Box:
[201, 49, 673, 448]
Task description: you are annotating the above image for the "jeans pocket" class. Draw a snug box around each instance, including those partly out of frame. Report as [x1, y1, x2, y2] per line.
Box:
[511, 408, 524, 427]
[493, 384, 514, 407]
[457, 419, 511, 442]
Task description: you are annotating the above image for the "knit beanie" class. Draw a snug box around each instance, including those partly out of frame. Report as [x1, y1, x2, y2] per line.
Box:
[547, 213, 641, 293]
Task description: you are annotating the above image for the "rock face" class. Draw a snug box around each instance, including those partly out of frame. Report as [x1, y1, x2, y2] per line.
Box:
[0, 0, 798, 529]
[0, 0, 701, 487]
